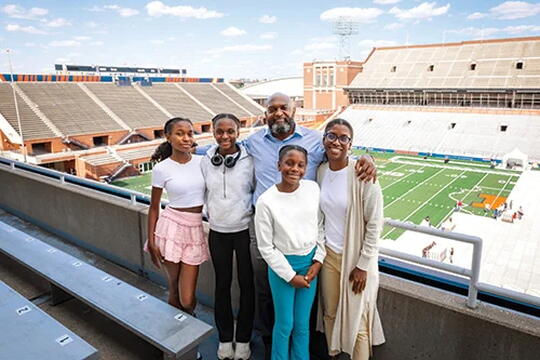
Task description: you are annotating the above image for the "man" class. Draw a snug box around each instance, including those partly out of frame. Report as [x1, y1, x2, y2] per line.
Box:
[199, 93, 377, 359]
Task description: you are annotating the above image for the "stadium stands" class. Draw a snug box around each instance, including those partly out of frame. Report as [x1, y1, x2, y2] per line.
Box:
[347, 37, 540, 109]
[342, 106, 540, 160]
[17, 83, 122, 135]
[138, 84, 214, 123]
[84, 83, 169, 129]
[0, 83, 56, 140]
[179, 83, 251, 117]
[213, 82, 264, 115]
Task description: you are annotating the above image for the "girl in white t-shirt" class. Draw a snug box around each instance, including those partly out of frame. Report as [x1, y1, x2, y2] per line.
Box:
[146, 117, 209, 315]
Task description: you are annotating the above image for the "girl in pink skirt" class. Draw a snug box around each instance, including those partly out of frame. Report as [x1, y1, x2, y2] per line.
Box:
[146, 117, 209, 314]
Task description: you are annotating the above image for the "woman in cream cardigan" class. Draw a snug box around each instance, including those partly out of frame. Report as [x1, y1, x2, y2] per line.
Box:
[317, 118, 385, 359]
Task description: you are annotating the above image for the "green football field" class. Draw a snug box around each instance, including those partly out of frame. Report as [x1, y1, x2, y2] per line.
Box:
[113, 153, 520, 241]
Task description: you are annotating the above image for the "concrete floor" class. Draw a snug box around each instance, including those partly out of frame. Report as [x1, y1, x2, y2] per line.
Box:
[0, 209, 265, 360]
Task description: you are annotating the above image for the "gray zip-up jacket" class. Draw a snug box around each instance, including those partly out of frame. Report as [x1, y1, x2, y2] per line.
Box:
[200, 144, 255, 233]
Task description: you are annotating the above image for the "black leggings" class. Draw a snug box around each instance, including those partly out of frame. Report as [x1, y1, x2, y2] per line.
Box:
[209, 229, 255, 343]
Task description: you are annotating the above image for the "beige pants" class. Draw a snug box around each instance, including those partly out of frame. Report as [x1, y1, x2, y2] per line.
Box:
[321, 246, 370, 360]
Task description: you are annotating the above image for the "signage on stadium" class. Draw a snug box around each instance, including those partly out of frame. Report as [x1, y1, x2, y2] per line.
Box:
[54, 64, 187, 75]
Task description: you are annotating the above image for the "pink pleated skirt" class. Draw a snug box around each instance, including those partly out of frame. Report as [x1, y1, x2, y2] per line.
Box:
[145, 207, 209, 265]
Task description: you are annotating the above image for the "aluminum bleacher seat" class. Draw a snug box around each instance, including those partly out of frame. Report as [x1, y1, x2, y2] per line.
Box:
[179, 83, 251, 118]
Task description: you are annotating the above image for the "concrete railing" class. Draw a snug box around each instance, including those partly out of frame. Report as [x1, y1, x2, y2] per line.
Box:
[2, 156, 539, 313]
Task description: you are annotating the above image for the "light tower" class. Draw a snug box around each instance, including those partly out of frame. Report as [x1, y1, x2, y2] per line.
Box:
[332, 17, 359, 60]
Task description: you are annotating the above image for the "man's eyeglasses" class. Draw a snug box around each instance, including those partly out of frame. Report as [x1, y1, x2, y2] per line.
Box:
[324, 132, 351, 145]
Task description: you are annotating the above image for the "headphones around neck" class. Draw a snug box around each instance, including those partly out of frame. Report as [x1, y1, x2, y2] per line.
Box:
[211, 145, 241, 168]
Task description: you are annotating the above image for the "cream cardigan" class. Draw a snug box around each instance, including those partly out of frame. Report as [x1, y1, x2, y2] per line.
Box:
[317, 161, 386, 356]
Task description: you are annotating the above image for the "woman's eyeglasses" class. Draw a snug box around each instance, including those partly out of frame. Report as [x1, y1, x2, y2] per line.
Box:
[324, 132, 351, 145]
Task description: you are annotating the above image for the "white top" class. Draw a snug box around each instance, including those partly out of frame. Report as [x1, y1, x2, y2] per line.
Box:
[255, 180, 326, 282]
[320, 166, 348, 254]
[151, 156, 205, 208]
[201, 144, 255, 233]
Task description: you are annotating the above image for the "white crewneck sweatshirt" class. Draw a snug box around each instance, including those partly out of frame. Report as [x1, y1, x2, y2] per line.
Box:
[255, 180, 326, 282]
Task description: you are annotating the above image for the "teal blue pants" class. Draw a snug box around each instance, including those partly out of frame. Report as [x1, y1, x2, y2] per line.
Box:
[268, 247, 317, 360]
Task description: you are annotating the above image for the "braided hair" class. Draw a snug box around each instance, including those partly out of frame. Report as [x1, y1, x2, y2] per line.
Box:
[211, 113, 241, 130]
[151, 117, 193, 162]
[278, 144, 308, 163]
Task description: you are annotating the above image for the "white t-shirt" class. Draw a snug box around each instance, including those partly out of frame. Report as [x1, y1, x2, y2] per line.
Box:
[151, 156, 205, 208]
[255, 180, 326, 282]
[320, 166, 348, 254]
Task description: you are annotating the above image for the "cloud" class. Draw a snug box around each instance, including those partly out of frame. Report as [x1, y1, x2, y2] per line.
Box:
[73, 36, 91, 41]
[389, 2, 450, 20]
[221, 26, 246, 36]
[358, 39, 399, 57]
[44, 18, 72, 27]
[103, 5, 139, 17]
[49, 40, 81, 47]
[489, 1, 540, 20]
[305, 42, 336, 51]
[85, 21, 99, 28]
[446, 24, 540, 38]
[1, 4, 48, 20]
[373, 0, 401, 4]
[320, 7, 384, 23]
[259, 15, 277, 23]
[6, 24, 47, 34]
[260, 32, 277, 40]
[467, 12, 486, 20]
[90, 41, 104, 46]
[206, 44, 272, 54]
[384, 22, 404, 30]
[503, 24, 540, 34]
[150, 39, 166, 44]
[146, 1, 224, 19]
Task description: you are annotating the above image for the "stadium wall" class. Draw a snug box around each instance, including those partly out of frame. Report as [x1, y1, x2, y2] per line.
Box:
[1, 163, 538, 358]
[354, 146, 502, 163]
[0, 74, 223, 83]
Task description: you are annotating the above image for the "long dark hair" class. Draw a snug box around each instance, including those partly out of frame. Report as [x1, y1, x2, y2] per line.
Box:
[151, 117, 193, 162]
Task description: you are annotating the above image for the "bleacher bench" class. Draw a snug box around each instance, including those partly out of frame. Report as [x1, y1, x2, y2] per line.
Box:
[0, 221, 212, 360]
[0, 280, 98, 360]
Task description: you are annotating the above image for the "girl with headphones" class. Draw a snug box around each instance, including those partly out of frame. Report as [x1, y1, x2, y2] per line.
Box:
[200, 113, 255, 360]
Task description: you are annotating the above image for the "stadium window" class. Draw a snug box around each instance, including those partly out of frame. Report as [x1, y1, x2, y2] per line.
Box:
[31, 142, 52, 154]
[240, 120, 247, 128]
[92, 136, 108, 146]
[153, 129, 164, 139]
[428, 65, 434, 72]
[500, 125, 508, 132]
[450, 122, 456, 129]
[201, 124, 211, 133]
[470, 63, 476, 71]
[390, 66, 396, 72]
[516, 61, 523, 70]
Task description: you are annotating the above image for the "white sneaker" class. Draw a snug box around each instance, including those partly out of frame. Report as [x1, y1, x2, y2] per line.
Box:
[217, 342, 234, 360]
[234, 342, 251, 360]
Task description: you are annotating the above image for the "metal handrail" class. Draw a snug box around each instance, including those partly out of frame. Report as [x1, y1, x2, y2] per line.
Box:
[382, 219, 540, 309]
[383, 219, 482, 308]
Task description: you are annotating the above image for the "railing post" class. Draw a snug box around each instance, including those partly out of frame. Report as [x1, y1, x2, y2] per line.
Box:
[467, 240, 483, 309]
[10, 162, 15, 170]
[59, 175, 65, 185]
[130, 194, 136, 205]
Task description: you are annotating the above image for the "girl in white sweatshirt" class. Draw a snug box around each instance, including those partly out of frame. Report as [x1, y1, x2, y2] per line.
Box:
[200, 113, 255, 360]
[255, 145, 326, 360]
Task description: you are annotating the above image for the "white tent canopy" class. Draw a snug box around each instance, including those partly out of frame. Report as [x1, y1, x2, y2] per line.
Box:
[502, 148, 528, 168]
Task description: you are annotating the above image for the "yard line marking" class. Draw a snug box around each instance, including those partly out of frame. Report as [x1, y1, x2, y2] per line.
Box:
[383, 168, 445, 209]
[460, 172, 489, 202]
[384, 170, 467, 238]
[382, 165, 428, 191]
[377, 163, 407, 179]
[488, 176, 513, 208]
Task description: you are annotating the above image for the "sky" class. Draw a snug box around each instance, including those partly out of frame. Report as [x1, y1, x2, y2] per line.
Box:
[0, 1, 539, 80]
